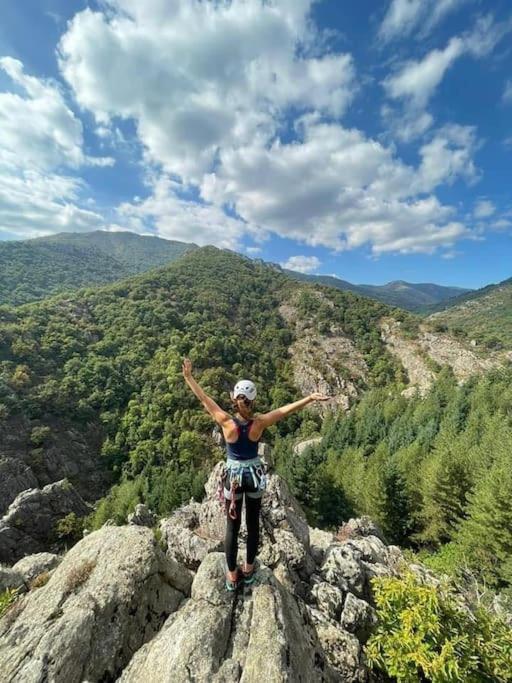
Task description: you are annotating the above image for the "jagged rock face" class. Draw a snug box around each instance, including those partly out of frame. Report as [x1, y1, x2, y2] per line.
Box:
[279, 294, 367, 413]
[0, 526, 192, 683]
[0, 466, 410, 682]
[0, 415, 111, 515]
[0, 480, 92, 564]
[119, 552, 338, 683]
[0, 458, 38, 516]
[156, 467, 403, 681]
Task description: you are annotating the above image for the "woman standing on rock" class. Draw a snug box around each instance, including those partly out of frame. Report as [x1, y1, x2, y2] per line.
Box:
[182, 358, 330, 590]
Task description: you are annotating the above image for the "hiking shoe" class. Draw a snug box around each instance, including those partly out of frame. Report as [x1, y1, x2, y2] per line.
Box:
[225, 568, 242, 592]
[242, 567, 256, 585]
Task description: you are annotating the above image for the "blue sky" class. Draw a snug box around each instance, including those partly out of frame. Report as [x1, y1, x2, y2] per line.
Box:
[0, 0, 511, 289]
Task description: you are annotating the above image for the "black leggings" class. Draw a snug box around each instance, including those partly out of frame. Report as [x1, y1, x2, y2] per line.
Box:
[225, 495, 262, 571]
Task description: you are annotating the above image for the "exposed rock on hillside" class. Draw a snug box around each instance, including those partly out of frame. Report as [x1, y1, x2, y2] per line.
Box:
[0, 480, 91, 564]
[381, 319, 503, 393]
[279, 293, 367, 412]
[0, 415, 110, 515]
[380, 320, 435, 396]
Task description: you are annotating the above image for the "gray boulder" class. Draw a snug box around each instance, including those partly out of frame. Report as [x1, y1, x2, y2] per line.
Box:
[119, 552, 337, 683]
[321, 545, 366, 598]
[160, 503, 222, 570]
[11, 552, 61, 585]
[127, 503, 157, 528]
[309, 526, 335, 565]
[0, 566, 24, 592]
[340, 593, 378, 643]
[0, 526, 191, 683]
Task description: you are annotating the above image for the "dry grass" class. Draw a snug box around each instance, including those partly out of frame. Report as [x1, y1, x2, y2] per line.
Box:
[64, 560, 96, 593]
[29, 571, 51, 590]
[334, 524, 354, 543]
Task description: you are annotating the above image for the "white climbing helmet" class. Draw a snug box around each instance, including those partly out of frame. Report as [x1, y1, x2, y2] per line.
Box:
[233, 379, 257, 401]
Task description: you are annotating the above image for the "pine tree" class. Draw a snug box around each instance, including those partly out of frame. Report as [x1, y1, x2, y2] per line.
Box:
[456, 445, 512, 587]
[415, 427, 472, 547]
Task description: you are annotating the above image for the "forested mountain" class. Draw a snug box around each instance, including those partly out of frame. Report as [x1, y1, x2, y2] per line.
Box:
[0, 231, 197, 306]
[1, 245, 511, 602]
[0, 246, 405, 522]
[428, 276, 512, 350]
[2, 228, 470, 312]
[283, 269, 470, 311]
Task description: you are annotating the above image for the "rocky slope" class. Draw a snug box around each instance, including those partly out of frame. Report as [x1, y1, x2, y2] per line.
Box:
[381, 318, 510, 395]
[279, 292, 368, 412]
[0, 463, 432, 682]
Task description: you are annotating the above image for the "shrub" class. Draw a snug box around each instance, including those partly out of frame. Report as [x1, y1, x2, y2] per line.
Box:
[30, 425, 51, 446]
[0, 587, 20, 618]
[365, 569, 512, 682]
[55, 512, 85, 543]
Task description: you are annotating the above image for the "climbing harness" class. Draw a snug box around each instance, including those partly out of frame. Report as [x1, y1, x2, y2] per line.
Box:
[216, 457, 268, 520]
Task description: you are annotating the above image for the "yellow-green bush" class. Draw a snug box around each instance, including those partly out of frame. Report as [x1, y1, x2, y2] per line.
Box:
[0, 588, 20, 618]
[365, 569, 512, 682]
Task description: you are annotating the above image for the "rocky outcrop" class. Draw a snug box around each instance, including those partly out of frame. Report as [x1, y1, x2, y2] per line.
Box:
[0, 526, 191, 683]
[381, 318, 505, 393]
[0, 480, 91, 564]
[279, 294, 367, 412]
[128, 503, 157, 528]
[119, 552, 338, 683]
[0, 415, 111, 515]
[0, 458, 38, 516]
[151, 466, 404, 681]
[0, 466, 421, 682]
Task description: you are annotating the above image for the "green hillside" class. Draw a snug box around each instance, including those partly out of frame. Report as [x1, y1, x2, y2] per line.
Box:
[428, 277, 512, 350]
[0, 231, 197, 306]
[0, 246, 401, 521]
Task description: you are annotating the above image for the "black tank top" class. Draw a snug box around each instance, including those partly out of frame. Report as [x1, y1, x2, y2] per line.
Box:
[225, 416, 259, 461]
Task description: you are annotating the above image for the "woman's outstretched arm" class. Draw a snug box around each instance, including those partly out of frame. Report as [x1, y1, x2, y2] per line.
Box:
[182, 358, 232, 427]
[256, 391, 330, 430]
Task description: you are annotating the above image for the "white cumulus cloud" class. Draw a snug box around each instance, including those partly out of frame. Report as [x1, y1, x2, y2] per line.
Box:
[0, 57, 112, 239]
[280, 255, 321, 273]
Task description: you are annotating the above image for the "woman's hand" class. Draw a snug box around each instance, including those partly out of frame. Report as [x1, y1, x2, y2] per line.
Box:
[309, 391, 331, 402]
[182, 357, 193, 380]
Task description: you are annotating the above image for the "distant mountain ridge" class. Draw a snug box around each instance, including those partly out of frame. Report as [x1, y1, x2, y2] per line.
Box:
[281, 269, 470, 312]
[0, 231, 198, 306]
[0, 229, 470, 311]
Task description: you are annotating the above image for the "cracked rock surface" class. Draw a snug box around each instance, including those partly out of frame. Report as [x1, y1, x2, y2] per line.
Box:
[0, 526, 190, 683]
[1, 467, 408, 682]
